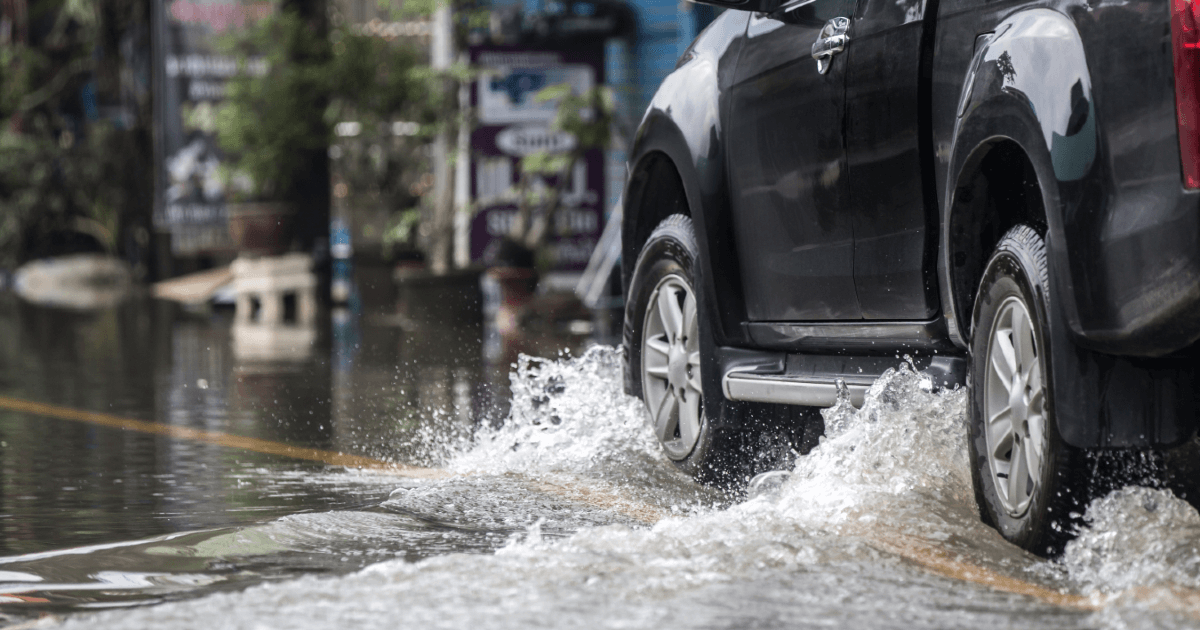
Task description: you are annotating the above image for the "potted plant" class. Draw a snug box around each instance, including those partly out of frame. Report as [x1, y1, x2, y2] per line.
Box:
[1, 0, 154, 275]
[215, 9, 435, 258]
[213, 10, 331, 256]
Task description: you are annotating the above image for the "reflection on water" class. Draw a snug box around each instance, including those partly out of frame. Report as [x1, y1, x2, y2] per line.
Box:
[0, 287, 593, 571]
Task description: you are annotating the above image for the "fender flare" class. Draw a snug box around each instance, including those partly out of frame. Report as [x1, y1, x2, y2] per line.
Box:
[941, 10, 1192, 449]
[942, 7, 1099, 350]
[942, 9, 1130, 449]
[623, 111, 747, 420]
[623, 72, 748, 343]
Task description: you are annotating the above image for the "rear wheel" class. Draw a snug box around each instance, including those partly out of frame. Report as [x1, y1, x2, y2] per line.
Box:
[969, 225, 1085, 555]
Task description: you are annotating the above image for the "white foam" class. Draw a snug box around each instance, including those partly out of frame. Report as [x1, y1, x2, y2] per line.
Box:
[63, 354, 1057, 630]
[50, 349, 1200, 629]
[1060, 486, 1200, 595]
[444, 346, 721, 514]
[447, 346, 666, 478]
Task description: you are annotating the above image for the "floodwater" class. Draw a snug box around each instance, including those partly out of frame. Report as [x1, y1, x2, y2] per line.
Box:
[2, 291, 1200, 629]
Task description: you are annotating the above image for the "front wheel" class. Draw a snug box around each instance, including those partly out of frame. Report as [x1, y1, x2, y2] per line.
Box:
[969, 225, 1086, 555]
[627, 215, 740, 482]
[641, 270, 704, 461]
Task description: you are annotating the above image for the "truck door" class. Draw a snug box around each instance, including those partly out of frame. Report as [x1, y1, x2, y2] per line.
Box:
[844, 0, 940, 319]
[727, 0, 862, 321]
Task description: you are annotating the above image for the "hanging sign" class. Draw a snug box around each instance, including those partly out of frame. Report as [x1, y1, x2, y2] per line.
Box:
[468, 44, 606, 272]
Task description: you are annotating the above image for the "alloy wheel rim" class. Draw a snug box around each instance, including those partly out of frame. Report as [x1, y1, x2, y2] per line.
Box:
[641, 274, 703, 460]
[983, 296, 1048, 518]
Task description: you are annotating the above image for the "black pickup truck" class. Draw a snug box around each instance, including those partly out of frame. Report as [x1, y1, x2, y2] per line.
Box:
[620, 0, 1200, 554]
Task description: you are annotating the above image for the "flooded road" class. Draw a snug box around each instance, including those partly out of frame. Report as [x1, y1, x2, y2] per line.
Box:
[3, 293, 1200, 628]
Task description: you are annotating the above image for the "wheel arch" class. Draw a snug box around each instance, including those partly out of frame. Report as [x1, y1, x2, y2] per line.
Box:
[943, 137, 1048, 349]
[941, 8, 1107, 449]
[621, 147, 691, 295]
[621, 111, 748, 429]
[622, 111, 747, 346]
[942, 7, 1100, 348]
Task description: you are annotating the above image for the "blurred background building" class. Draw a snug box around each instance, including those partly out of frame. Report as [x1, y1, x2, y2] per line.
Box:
[2, 0, 718, 310]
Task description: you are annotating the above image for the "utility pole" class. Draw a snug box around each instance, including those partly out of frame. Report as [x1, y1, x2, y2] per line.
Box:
[285, 0, 331, 260]
[427, 0, 455, 274]
[453, 54, 471, 269]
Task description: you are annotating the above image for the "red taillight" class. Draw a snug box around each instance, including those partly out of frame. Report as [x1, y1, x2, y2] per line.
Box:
[1173, 0, 1200, 188]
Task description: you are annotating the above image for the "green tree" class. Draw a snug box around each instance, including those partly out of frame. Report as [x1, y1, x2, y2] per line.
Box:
[0, 0, 153, 270]
[214, 9, 436, 202]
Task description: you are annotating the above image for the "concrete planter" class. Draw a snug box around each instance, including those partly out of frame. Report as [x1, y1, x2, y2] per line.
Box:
[227, 202, 296, 257]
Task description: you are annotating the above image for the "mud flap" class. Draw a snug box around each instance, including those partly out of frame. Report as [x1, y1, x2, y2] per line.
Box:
[1046, 268, 1198, 449]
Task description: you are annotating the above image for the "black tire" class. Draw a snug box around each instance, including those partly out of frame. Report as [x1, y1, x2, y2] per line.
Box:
[969, 225, 1087, 556]
[626, 215, 743, 483]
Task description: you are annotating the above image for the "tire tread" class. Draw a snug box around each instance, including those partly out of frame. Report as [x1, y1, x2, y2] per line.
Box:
[969, 224, 1086, 556]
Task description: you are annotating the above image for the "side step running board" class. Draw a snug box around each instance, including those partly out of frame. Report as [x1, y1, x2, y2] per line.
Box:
[721, 355, 966, 409]
[723, 372, 874, 407]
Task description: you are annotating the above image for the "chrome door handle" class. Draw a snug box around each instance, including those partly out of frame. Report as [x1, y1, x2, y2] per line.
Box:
[811, 17, 850, 74]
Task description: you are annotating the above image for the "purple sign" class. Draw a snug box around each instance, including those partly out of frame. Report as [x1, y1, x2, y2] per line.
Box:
[468, 44, 606, 272]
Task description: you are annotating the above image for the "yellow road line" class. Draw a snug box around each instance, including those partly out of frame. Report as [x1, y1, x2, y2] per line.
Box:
[0, 395, 660, 522]
[0, 395, 443, 478]
[877, 532, 1200, 620]
[864, 532, 1095, 610]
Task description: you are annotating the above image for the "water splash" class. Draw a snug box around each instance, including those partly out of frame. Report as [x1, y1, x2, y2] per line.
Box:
[445, 346, 720, 515]
[1059, 486, 1200, 594]
[775, 363, 973, 532]
[51, 350, 1200, 629]
[448, 346, 661, 476]
[65, 356, 1087, 630]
